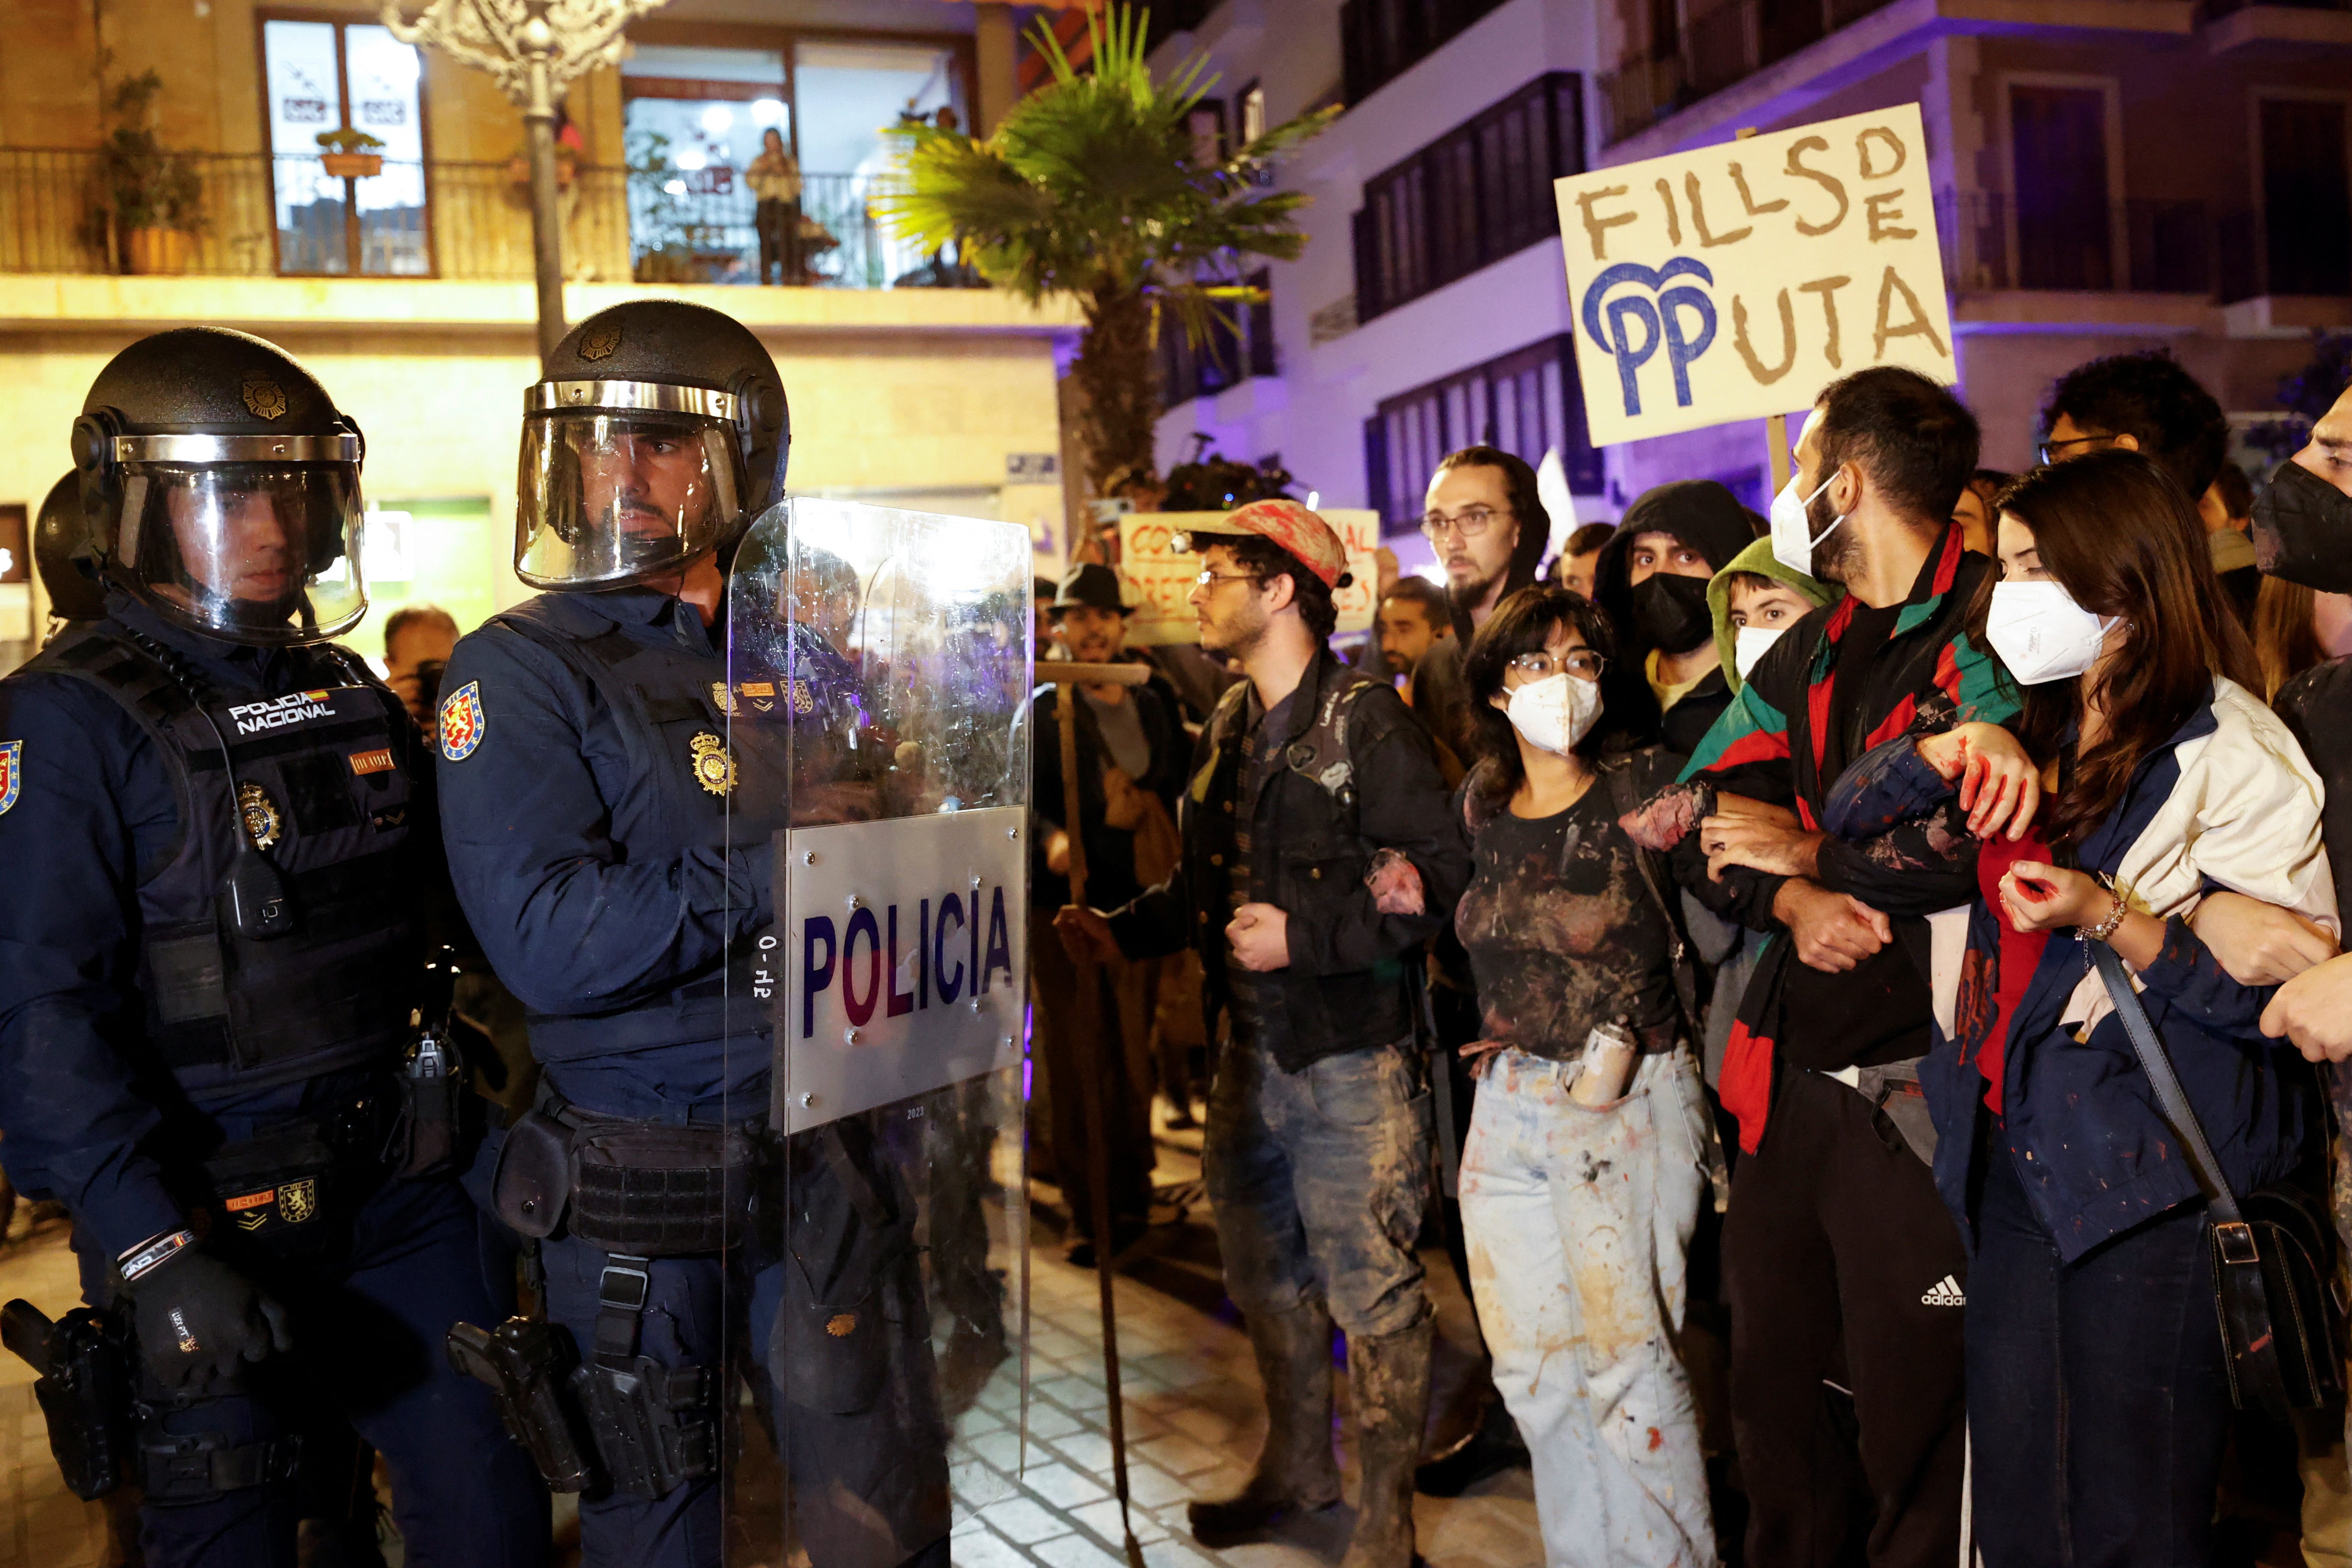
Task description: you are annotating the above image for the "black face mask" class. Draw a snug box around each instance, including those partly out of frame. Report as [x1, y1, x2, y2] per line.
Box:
[2253, 459, 2352, 593]
[1631, 571, 1714, 654]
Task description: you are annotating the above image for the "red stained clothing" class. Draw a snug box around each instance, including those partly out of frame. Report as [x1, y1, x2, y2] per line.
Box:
[1969, 826, 2054, 1118]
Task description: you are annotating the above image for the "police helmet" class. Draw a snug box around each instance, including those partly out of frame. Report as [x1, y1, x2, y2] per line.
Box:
[517, 300, 790, 591]
[35, 472, 106, 623]
[70, 327, 367, 646]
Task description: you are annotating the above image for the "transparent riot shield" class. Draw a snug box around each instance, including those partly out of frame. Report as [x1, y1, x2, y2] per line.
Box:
[724, 497, 1031, 1568]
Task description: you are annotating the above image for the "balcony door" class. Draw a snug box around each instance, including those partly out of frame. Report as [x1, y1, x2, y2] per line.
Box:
[261, 17, 431, 276]
[2261, 97, 2352, 297]
[2009, 82, 2115, 290]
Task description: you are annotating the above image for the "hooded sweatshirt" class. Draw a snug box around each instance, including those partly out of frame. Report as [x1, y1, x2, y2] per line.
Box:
[1708, 536, 1837, 695]
[1592, 480, 1761, 755]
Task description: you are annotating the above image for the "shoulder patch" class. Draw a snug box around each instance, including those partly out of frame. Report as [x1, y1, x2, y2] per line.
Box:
[439, 681, 486, 762]
[0, 739, 18, 815]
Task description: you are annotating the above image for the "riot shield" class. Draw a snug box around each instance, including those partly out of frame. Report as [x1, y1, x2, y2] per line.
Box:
[724, 497, 1031, 1568]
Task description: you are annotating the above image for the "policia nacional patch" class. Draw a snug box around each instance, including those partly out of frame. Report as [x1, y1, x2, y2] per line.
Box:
[440, 681, 486, 762]
[690, 731, 735, 796]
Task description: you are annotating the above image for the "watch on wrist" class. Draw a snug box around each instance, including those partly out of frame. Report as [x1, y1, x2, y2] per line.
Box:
[116, 1227, 198, 1286]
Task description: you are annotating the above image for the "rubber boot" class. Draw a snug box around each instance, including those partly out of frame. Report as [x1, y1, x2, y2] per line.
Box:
[1188, 1298, 1344, 1545]
[1339, 1319, 1434, 1568]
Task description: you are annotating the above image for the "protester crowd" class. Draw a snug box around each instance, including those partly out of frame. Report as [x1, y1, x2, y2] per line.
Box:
[1044, 346, 2352, 1568]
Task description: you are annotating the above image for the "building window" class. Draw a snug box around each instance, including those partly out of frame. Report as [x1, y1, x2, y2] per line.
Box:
[1340, 0, 1513, 107]
[2006, 82, 2116, 291]
[261, 17, 430, 276]
[1363, 334, 1603, 534]
[1238, 81, 1267, 146]
[2260, 97, 2352, 297]
[1352, 73, 1583, 324]
[1157, 268, 1278, 404]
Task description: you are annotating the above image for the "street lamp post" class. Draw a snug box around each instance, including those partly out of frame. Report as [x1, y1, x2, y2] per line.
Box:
[382, 0, 665, 361]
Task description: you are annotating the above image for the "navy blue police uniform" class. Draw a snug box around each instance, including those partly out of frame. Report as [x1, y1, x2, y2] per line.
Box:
[0, 593, 548, 1568]
[436, 300, 948, 1568]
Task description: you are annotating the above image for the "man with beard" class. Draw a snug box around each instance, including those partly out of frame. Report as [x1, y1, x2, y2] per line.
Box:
[1409, 447, 1550, 766]
[1374, 575, 1451, 697]
[1641, 367, 2010, 1568]
[1029, 563, 1187, 1262]
[1057, 500, 1466, 1568]
[1589, 480, 1760, 755]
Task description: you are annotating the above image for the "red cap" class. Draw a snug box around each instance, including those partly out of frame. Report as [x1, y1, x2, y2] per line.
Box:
[1173, 499, 1354, 590]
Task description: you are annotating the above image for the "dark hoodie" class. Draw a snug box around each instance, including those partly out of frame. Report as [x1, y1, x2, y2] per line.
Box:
[1410, 481, 1551, 768]
[1592, 480, 1760, 756]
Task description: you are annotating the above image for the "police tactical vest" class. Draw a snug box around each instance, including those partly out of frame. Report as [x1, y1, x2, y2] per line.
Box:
[24, 623, 423, 1094]
[488, 600, 807, 1063]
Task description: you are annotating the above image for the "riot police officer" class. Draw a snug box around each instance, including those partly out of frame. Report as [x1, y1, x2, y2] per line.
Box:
[437, 300, 949, 1568]
[34, 470, 108, 631]
[0, 327, 550, 1568]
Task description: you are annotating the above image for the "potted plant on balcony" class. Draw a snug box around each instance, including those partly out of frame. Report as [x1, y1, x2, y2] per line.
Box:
[94, 69, 205, 275]
[877, 3, 1335, 510]
[316, 128, 386, 181]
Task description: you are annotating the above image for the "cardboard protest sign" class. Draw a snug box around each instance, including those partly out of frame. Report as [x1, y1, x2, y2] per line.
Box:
[1554, 104, 1955, 446]
[1117, 509, 1380, 646]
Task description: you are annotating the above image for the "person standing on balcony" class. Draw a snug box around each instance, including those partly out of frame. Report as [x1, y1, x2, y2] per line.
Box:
[748, 127, 802, 286]
[1645, 368, 2007, 1568]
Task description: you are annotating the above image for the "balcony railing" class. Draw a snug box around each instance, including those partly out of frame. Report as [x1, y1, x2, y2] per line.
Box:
[1599, 0, 1901, 144]
[0, 149, 967, 290]
[1935, 192, 2325, 301]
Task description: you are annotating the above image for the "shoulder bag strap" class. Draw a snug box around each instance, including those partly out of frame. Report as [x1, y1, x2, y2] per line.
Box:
[1605, 762, 1703, 1043]
[2089, 941, 2245, 1226]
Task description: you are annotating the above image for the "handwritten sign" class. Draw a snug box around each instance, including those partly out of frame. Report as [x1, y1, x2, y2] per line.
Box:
[1117, 510, 1380, 646]
[1554, 104, 1955, 446]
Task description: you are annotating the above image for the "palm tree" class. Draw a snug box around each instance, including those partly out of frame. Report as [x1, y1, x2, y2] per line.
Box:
[879, 5, 1337, 506]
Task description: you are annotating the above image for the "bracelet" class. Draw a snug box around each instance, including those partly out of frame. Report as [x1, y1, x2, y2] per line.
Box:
[2077, 889, 2128, 945]
[116, 1227, 197, 1285]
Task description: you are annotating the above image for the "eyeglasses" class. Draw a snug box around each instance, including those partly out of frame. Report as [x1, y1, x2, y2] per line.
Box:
[1509, 649, 1607, 680]
[1420, 505, 1511, 542]
[1193, 570, 1263, 590]
[2037, 433, 2107, 465]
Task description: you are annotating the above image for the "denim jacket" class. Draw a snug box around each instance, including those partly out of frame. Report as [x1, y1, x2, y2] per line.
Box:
[1822, 683, 2333, 1260]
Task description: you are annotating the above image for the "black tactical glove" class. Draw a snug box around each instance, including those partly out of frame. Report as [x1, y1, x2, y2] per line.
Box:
[122, 1249, 292, 1394]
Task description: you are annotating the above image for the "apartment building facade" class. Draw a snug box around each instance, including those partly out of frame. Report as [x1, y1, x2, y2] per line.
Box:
[1149, 0, 2352, 560]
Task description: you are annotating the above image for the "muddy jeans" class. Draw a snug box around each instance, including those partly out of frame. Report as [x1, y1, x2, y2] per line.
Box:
[1462, 1047, 1717, 1568]
[1202, 1032, 1433, 1338]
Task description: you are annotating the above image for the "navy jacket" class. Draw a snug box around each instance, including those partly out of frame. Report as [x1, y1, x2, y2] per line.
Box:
[1823, 710, 2318, 1262]
[0, 596, 419, 1262]
[435, 588, 784, 1118]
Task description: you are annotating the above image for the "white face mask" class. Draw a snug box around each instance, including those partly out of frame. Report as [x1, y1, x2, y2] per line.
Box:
[1504, 671, 1603, 756]
[1769, 469, 1844, 578]
[1733, 625, 1784, 682]
[1984, 579, 2121, 685]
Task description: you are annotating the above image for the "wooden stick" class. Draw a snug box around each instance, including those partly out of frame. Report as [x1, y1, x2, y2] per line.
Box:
[1735, 126, 1795, 495]
[1045, 674, 1147, 1568]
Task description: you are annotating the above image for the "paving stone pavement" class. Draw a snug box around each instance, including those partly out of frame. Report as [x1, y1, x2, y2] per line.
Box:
[0, 1122, 1540, 1568]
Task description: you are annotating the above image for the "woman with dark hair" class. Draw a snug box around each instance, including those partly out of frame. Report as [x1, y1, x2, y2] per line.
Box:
[1820, 448, 2335, 1565]
[1451, 585, 1719, 1568]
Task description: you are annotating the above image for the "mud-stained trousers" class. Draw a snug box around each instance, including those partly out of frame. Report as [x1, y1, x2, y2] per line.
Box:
[1203, 1033, 1433, 1341]
[1723, 1069, 1968, 1568]
[1462, 1048, 1717, 1568]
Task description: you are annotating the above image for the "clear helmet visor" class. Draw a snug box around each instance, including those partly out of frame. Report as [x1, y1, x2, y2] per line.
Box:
[517, 412, 741, 590]
[117, 463, 366, 645]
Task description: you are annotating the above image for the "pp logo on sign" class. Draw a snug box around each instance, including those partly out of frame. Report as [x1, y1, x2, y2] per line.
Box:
[1581, 257, 1718, 419]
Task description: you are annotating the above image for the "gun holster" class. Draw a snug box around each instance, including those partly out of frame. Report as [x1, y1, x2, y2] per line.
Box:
[3, 1299, 135, 1499]
[444, 1316, 595, 1492]
[571, 1254, 714, 1500]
